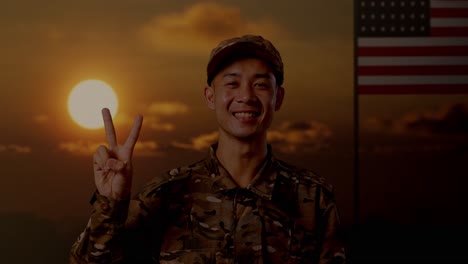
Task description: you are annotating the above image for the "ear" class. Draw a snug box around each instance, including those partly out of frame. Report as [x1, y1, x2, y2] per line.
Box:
[274, 86, 285, 111]
[204, 85, 215, 110]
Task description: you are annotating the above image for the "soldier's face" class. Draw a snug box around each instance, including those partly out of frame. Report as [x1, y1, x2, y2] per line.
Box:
[204, 58, 284, 140]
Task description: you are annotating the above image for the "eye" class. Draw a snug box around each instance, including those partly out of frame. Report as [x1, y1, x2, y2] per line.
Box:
[254, 82, 270, 89]
[225, 81, 238, 87]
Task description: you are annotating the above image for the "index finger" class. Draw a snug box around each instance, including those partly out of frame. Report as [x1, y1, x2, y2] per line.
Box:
[102, 108, 118, 149]
[124, 114, 143, 149]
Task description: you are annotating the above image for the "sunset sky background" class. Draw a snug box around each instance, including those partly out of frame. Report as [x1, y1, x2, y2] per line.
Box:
[1, 1, 467, 263]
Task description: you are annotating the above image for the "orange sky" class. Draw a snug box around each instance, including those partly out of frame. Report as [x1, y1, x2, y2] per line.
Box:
[1, 1, 468, 262]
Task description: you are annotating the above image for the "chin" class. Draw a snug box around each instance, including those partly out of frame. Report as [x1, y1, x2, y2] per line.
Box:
[231, 129, 266, 141]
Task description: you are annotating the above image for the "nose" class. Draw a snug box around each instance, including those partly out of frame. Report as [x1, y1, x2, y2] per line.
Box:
[236, 83, 257, 104]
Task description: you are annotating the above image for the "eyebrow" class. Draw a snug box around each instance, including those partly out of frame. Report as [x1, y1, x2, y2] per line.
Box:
[254, 73, 272, 79]
[223, 72, 239, 78]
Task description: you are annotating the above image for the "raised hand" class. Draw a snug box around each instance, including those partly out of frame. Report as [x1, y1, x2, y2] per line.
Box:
[93, 108, 143, 200]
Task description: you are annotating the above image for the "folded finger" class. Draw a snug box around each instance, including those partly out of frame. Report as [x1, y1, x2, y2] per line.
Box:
[96, 145, 112, 170]
[96, 145, 110, 160]
[105, 158, 126, 172]
[93, 152, 104, 170]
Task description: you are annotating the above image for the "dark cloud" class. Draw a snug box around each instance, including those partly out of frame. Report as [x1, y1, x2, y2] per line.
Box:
[138, 2, 285, 53]
[364, 103, 468, 137]
[59, 140, 161, 157]
[268, 120, 332, 153]
[142, 101, 189, 132]
[172, 131, 219, 151]
[171, 120, 332, 154]
[0, 144, 32, 153]
[404, 103, 468, 135]
[286, 121, 315, 130]
[362, 143, 468, 156]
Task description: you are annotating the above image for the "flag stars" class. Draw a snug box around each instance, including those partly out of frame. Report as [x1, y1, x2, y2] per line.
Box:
[358, 1, 429, 37]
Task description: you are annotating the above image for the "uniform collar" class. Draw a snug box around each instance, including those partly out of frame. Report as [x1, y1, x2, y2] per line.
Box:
[205, 144, 278, 200]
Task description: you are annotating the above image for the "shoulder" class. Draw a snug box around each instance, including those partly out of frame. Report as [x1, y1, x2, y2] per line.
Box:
[274, 159, 338, 214]
[275, 159, 335, 197]
[138, 159, 208, 198]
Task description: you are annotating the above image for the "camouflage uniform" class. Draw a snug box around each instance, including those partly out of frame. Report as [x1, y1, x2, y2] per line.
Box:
[70, 145, 346, 263]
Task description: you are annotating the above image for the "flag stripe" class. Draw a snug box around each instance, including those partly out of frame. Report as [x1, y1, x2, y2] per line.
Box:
[359, 76, 468, 85]
[358, 65, 468, 76]
[356, 0, 468, 94]
[358, 46, 468, 56]
[431, 8, 468, 17]
[358, 84, 468, 94]
[431, 18, 468, 27]
[431, 27, 468, 36]
[431, 0, 468, 9]
[358, 56, 468, 66]
[358, 37, 468, 47]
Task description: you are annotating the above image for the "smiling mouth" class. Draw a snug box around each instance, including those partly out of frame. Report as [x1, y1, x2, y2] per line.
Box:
[233, 111, 260, 118]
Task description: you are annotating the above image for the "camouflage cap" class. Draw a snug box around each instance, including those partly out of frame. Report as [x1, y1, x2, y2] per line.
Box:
[206, 35, 284, 86]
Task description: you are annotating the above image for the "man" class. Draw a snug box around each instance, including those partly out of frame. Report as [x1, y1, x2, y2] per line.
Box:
[70, 35, 346, 263]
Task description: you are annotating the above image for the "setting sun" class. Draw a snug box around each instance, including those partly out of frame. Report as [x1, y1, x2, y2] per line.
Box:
[68, 80, 118, 129]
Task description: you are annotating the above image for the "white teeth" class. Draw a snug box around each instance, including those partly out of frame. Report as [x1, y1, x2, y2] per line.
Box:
[234, 112, 257, 118]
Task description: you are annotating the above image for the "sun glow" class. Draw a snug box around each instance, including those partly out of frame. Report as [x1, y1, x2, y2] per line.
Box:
[68, 80, 118, 129]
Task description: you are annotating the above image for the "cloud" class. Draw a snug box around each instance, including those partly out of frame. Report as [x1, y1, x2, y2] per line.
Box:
[58, 140, 103, 155]
[146, 117, 175, 132]
[111, 102, 189, 132]
[171, 120, 332, 153]
[268, 121, 332, 153]
[59, 140, 161, 156]
[0, 144, 32, 154]
[138, 2, 285, 53]
[147, 101, 189, 116]
[364, 103, 468, 137]
[173, 131, 219, 151]
[133, 140, 162, 157]
[144, 101, 190, 131]
[367, 143, 464, 155]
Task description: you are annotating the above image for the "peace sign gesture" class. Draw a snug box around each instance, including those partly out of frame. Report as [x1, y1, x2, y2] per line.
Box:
[93, 108, 143, 200]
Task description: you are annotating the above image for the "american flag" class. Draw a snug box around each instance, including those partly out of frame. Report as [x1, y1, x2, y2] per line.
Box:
[356, 0, 468, 94]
